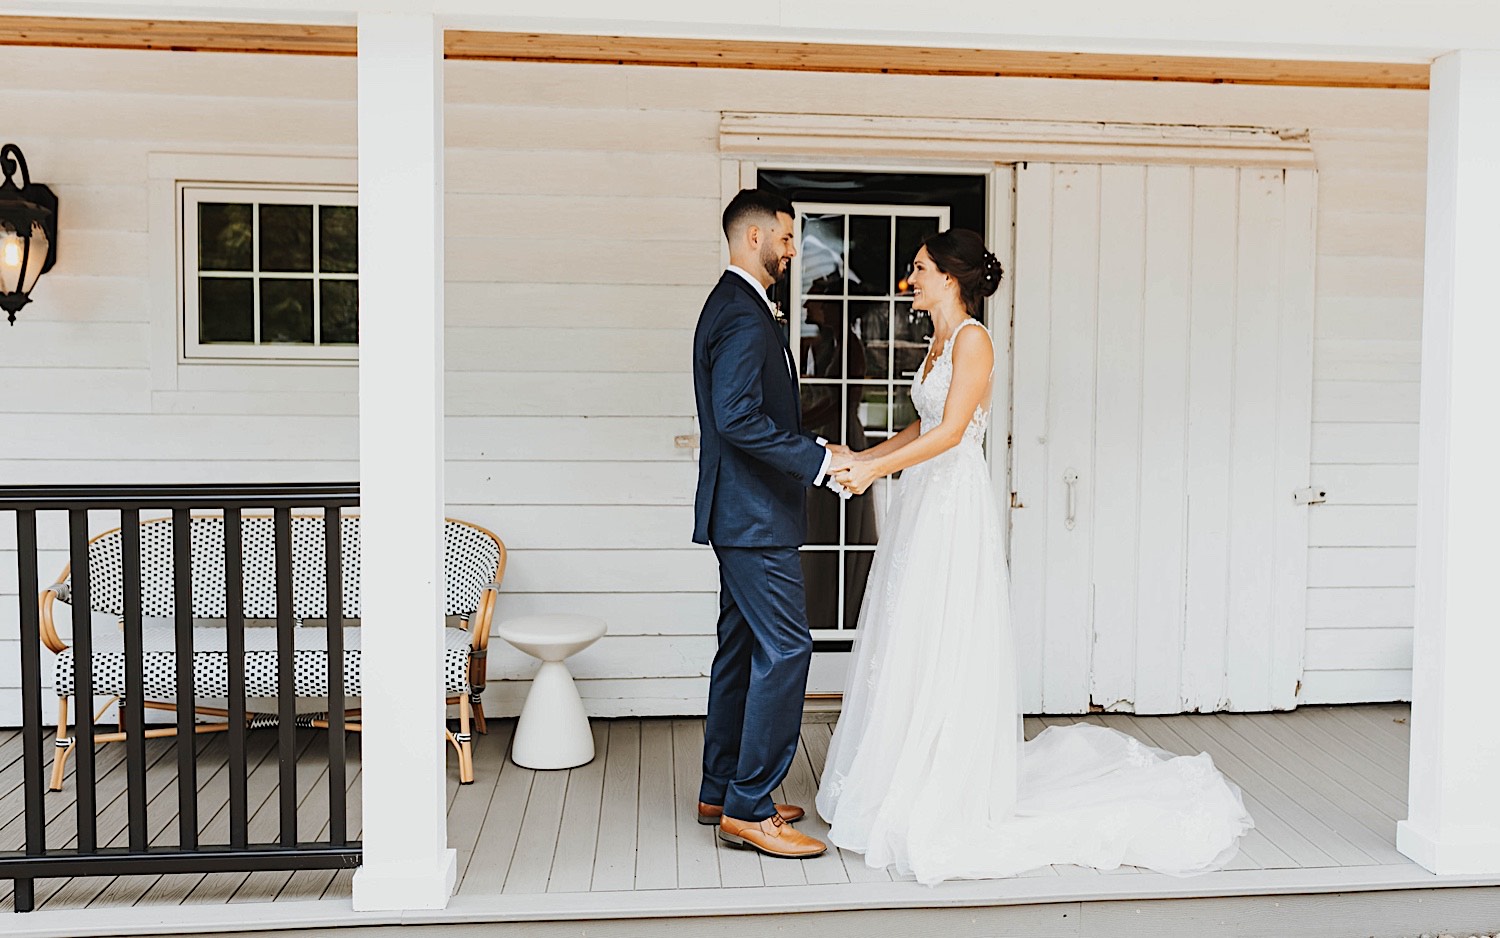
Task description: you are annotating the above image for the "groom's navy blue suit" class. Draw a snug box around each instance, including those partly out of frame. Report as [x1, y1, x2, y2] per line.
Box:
[693, 270, 826, 822]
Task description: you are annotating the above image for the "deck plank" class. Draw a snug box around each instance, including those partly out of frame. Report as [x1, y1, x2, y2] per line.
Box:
[1233, 713, 1406, 824]
[44, 734, 229, 911]
[633, 719, 678, 891]
[1208, 714, 1406, 863]
[1345, 705, 1412, 750]
[1162, 715, 1380, 867]
[277, 758, 362, 902]
[1269, 710, 1407, 800]
[446, 720, 514, 891]
[546, 720, 607, 894]
[1315, 707, 1408, 762]
[670, 719, 720, 890]
[230, 733, 339, 904]
[185, 730, 324, 905]
[590, 720, 640, 892]
[66, 736, 239, 912]
[502, 756, 570, 894]
[455, 726, 536, 896]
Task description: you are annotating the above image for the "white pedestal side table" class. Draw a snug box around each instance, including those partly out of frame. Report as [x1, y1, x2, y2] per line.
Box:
[495, 614, 607, 769]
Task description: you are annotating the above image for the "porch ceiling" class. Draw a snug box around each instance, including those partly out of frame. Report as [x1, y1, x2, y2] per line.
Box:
[0, 15, 1430, 89]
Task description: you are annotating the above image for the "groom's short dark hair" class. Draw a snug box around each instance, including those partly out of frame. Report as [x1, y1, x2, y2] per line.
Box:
[723, 189, 794, 240]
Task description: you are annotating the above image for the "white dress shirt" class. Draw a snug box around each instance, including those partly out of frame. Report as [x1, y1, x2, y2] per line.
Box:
[725, 265, 836, 488]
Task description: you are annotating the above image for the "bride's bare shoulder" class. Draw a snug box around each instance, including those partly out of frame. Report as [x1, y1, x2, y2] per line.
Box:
[951, 320, 994, 363]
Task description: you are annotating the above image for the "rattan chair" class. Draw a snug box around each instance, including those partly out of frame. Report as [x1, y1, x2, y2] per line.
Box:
[38, 514, 506, 789]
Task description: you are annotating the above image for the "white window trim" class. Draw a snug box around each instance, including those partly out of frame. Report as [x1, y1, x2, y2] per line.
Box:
[180, 183, 359, 363]
[147, 152, 359, 389]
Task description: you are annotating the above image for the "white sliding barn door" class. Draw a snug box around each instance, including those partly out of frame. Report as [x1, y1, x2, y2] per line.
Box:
[1010, 162, 1316, 714]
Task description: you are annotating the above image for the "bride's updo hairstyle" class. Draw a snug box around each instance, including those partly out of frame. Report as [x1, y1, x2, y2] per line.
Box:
[920, 229, 1003, 318]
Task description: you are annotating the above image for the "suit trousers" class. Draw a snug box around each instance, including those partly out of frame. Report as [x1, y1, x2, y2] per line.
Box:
[699, 545, 814, 821]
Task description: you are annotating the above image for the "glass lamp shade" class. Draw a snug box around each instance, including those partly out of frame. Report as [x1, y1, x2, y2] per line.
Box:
[0, 220, 48, 296]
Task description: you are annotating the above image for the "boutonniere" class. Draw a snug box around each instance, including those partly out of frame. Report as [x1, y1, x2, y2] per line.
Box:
[770, 301, 787, 324]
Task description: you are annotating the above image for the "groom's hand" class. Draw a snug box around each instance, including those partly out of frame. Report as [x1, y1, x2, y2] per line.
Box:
[824, 442, 854, 461]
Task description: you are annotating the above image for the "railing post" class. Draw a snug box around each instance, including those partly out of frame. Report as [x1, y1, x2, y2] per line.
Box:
[15, 509, 44, 914]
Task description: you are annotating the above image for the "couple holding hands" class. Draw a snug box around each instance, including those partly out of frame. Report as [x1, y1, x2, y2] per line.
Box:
[691, 189, 1252, 883]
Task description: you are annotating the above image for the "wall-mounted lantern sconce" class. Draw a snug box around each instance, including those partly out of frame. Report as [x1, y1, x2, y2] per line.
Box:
[0, 143, 58, 325]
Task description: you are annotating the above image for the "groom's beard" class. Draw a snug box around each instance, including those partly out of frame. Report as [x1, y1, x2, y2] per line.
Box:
[760, 244, 787, 284]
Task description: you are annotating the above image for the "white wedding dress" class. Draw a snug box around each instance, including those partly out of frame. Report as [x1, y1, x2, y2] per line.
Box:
[815, 318, 1253, 884]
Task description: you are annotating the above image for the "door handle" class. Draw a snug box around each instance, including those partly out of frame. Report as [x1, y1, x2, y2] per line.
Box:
[1063, 469, 1079, 530]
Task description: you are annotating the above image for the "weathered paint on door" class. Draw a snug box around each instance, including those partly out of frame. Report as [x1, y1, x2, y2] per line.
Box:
[1010, 162, 1316, 714]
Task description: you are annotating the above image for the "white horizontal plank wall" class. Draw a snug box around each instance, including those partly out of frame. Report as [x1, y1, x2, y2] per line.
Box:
[0, 45, 1425, 723]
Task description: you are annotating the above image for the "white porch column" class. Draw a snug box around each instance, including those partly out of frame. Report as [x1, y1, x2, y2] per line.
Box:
[1398, 49, 1500, 875]
[350, 12, 454, 910]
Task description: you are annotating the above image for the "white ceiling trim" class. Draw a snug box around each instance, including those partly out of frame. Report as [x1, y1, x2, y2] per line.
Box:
[720, 112, 1318, 168]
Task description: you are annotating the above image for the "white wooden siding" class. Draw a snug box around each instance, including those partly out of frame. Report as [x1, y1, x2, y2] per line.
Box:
[0, 45, 1425, 722]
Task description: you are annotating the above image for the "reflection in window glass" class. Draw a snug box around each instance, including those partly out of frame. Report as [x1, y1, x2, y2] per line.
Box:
[790, 201, 951, 639]
[199, 277, 254, 342]
[847, 215, 892, 296]
[800, 214, 845, 296]
[198, 203, 253, 272]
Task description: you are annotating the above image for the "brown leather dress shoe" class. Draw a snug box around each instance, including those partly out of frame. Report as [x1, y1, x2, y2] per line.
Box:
[718, 813, 826, 859]
[697, 801, 805, 826]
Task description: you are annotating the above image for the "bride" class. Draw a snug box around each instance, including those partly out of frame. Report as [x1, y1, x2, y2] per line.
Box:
[818, 229, 1253, 884]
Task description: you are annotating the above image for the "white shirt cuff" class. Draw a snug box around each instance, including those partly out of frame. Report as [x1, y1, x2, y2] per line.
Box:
[813, 439, 833, 487]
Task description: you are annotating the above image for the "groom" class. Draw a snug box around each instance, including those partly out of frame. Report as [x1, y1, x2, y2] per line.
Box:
[691, 189, 847, 859]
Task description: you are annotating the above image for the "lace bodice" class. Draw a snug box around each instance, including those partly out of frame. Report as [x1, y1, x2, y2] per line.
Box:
[912, 318, 990, 448]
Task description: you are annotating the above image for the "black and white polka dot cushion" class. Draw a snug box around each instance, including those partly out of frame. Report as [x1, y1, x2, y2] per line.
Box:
[71, 515, 499, 621]
[53, 514, 501, 703]
[56, 624, 473, 698]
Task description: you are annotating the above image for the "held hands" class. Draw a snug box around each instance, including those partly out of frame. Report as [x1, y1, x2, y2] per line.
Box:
[822, 443, 879, 498]
[832, 459, 880, 497]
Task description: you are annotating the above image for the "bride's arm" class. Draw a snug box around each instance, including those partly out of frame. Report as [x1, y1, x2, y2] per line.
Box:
[834, 327, 993, 495]
[857, 420, 922, 460]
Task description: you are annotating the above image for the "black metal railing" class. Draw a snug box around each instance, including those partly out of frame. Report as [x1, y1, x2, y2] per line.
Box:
[1, 483, 363, 912]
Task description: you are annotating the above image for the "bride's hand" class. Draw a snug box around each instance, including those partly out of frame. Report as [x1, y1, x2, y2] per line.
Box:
[834, 460, 881, 496]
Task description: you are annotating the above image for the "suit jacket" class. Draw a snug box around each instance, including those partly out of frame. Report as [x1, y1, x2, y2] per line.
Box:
[692, 271, 826, 547]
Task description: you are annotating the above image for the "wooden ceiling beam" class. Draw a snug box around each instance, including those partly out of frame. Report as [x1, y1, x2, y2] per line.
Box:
[0, 16, 1430, 90]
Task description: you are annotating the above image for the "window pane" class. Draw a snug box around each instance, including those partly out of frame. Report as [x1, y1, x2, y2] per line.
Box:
[894, 303, 933, 380]
[800, 214, 844, 296]
[801, 548, 841, 631]
[801, 296, 843, 379]
[847, 215, 892, 297]
[319, 205, 358, 274]
[895, 215, 941, 296]
[320, 279, 359, 344]
[261, 278, 314, 343]
[889, 382, 918, 435]
[852, 382, 896, 443]
[259, 204, 313, 273]
[839, 547, 873, 630]
[199, 277, 254, 343]
[801, 382, 844, 451]
[198, 203, 253, 272]
[849, 300, 889, 382]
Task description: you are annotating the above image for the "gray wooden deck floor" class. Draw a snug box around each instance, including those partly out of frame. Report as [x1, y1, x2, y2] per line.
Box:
[2, 703, 1477, 919]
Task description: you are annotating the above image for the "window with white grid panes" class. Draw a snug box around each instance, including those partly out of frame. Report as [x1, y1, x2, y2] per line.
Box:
[180, 184, 358, 362]
[791, 203, 950, 643]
